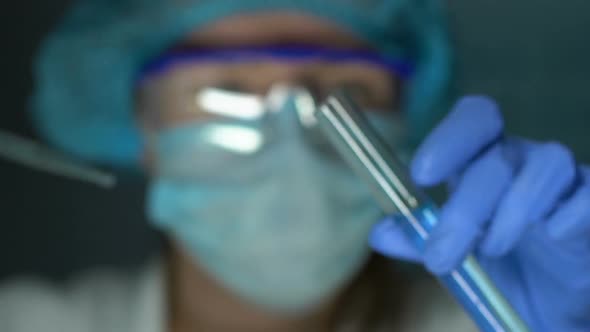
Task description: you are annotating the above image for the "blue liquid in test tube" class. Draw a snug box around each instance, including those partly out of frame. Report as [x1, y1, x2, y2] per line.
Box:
[316, 91, 530, 332]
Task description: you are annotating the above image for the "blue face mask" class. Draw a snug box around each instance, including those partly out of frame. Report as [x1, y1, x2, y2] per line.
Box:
[147, 88, 405, 313]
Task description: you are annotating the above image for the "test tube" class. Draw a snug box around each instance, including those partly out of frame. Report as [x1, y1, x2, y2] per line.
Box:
[316, 91, 529, 332]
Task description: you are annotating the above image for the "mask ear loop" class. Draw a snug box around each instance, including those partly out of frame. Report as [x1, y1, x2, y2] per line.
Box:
[0, 130, 116, 189]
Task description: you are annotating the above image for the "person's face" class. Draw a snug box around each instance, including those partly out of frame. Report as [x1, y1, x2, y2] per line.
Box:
[139, 12, 401, 312]
[136, 12, 399, 136]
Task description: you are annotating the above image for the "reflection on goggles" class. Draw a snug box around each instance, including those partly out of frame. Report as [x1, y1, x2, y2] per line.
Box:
[194, 85, 317, 155]
[195, 84, 317, 154]
[196, 88, 265, 120]
[202, 124, 264, 154]
[197, 85, 318, 128]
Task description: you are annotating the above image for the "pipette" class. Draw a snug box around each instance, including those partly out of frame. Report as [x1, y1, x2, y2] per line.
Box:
[316, 91, 529, 332]
[0, 131, 116, 188]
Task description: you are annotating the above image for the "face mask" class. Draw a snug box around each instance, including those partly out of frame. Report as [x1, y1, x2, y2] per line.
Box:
[147, 88, 405, 314]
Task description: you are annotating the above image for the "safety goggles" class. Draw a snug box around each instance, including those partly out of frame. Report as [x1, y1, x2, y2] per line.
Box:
[136, 46, 411, 131]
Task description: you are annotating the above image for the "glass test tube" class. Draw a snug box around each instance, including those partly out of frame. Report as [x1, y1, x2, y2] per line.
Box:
[316, 92, 529, 332]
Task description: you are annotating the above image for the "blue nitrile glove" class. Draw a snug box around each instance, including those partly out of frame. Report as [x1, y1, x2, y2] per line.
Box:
[370, 96, 590, 331]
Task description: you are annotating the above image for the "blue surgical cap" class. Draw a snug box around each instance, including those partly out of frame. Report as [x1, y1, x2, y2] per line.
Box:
[31, 0, 451, 167]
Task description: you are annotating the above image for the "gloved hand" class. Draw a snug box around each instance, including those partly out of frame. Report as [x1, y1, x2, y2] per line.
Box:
[370, 96, 590, 331]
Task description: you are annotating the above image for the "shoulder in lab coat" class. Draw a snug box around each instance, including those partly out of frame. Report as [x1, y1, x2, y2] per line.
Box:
[0, 260, 164, 332]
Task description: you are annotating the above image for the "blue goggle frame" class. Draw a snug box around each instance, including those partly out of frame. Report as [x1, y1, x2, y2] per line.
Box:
[139, 45, 414, 82]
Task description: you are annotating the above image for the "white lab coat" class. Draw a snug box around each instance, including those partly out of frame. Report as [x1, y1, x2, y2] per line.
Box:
[0, 259, 475, 332]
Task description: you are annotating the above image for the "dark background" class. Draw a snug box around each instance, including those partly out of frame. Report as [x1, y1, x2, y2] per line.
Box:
[0, 1, 588, 281]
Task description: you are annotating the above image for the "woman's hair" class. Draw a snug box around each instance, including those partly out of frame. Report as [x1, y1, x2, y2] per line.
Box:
[332, 254, 409, 331]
